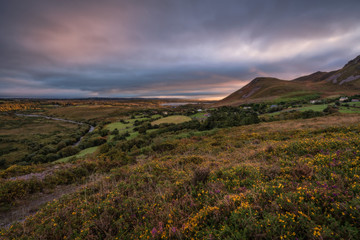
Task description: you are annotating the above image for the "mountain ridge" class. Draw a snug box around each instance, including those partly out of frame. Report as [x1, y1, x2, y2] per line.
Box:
[215, 55, 360, 106]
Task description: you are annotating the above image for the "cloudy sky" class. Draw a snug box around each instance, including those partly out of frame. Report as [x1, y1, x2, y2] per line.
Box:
[0, 0, 359, 99]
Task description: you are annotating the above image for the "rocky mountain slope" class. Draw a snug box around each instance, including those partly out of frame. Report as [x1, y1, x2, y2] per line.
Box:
[216, 55, 360, 106]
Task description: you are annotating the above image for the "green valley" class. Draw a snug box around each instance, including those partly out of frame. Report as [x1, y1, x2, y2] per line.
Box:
[1, 95, 360, 239]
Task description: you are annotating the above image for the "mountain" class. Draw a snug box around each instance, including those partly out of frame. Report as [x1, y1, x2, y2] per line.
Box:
[216, 55, 360, 106]
[324, 55, 360, 87]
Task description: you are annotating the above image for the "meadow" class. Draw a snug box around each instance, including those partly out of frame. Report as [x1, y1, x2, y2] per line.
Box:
[151, 115, 192, 125]
[1, 99, 360, 239]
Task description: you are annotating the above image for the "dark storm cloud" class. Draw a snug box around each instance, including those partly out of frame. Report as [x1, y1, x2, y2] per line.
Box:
[0, 0, 359, 98]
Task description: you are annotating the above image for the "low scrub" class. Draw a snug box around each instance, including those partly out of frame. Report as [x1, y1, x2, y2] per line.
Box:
[3, 116, 360, 239]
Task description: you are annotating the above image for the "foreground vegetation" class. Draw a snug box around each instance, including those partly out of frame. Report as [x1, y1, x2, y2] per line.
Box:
[1, 98, 360, 239]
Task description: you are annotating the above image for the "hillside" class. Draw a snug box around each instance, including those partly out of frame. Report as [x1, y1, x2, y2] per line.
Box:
[3, 112, 360, 239]
[216, 55, 360, 106]
[326, 55, 360, 87]
[2, 98, 360, 239]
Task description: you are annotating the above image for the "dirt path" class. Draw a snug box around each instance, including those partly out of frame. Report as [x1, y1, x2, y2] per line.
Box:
[1, 173, 108, 228]
[7, 164, 71, 181]
[0, 184, 82, 228]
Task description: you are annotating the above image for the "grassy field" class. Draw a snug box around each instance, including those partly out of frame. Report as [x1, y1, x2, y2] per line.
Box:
[191, 112, 209, 120]
[298, 104, 328, 112]
[264, 102, 360, 117]
[128, 131, 139, 139]
[339, 107, 360, 114]
[297, 103, 360, 114]
[105, 115, 159, 140]
[151, 115, 192, 125]
[105, 121, 132, 131]
[54, 146, 99, 163]
[106, 114, 162, 131]
[275, 91, 320, 103]
[260, 104, 328, 117]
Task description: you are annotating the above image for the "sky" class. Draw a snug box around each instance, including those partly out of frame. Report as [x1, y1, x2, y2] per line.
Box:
[0, 0, 360, 100]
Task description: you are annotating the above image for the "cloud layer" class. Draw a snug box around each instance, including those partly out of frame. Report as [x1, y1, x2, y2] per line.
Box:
[1, 0, 360, 99]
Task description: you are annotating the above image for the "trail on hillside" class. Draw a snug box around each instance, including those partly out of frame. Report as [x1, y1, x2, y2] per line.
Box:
[1, 173, 106, 228]
[0, 184, 81, 228]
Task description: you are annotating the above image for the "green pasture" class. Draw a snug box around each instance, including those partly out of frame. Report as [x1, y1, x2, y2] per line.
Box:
[151, 115, 192, 125]
[54, 146, 99, 163]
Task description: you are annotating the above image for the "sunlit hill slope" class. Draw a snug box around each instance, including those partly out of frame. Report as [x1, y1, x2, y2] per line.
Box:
[216, 55, 360, 106]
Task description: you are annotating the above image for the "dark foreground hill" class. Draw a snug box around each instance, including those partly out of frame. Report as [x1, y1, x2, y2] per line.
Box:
[216, 55, 360, 106]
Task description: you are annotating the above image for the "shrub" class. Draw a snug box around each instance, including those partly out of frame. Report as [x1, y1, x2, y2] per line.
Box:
[111, 128, 119, 135]
[59, 146, 80, 158]
[151, 142, 176, 153]
[192, 167, 210, 186]
[262, 164, 281, 180]
[323, 105, 338, 114]
[292, 162, 313, 179]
